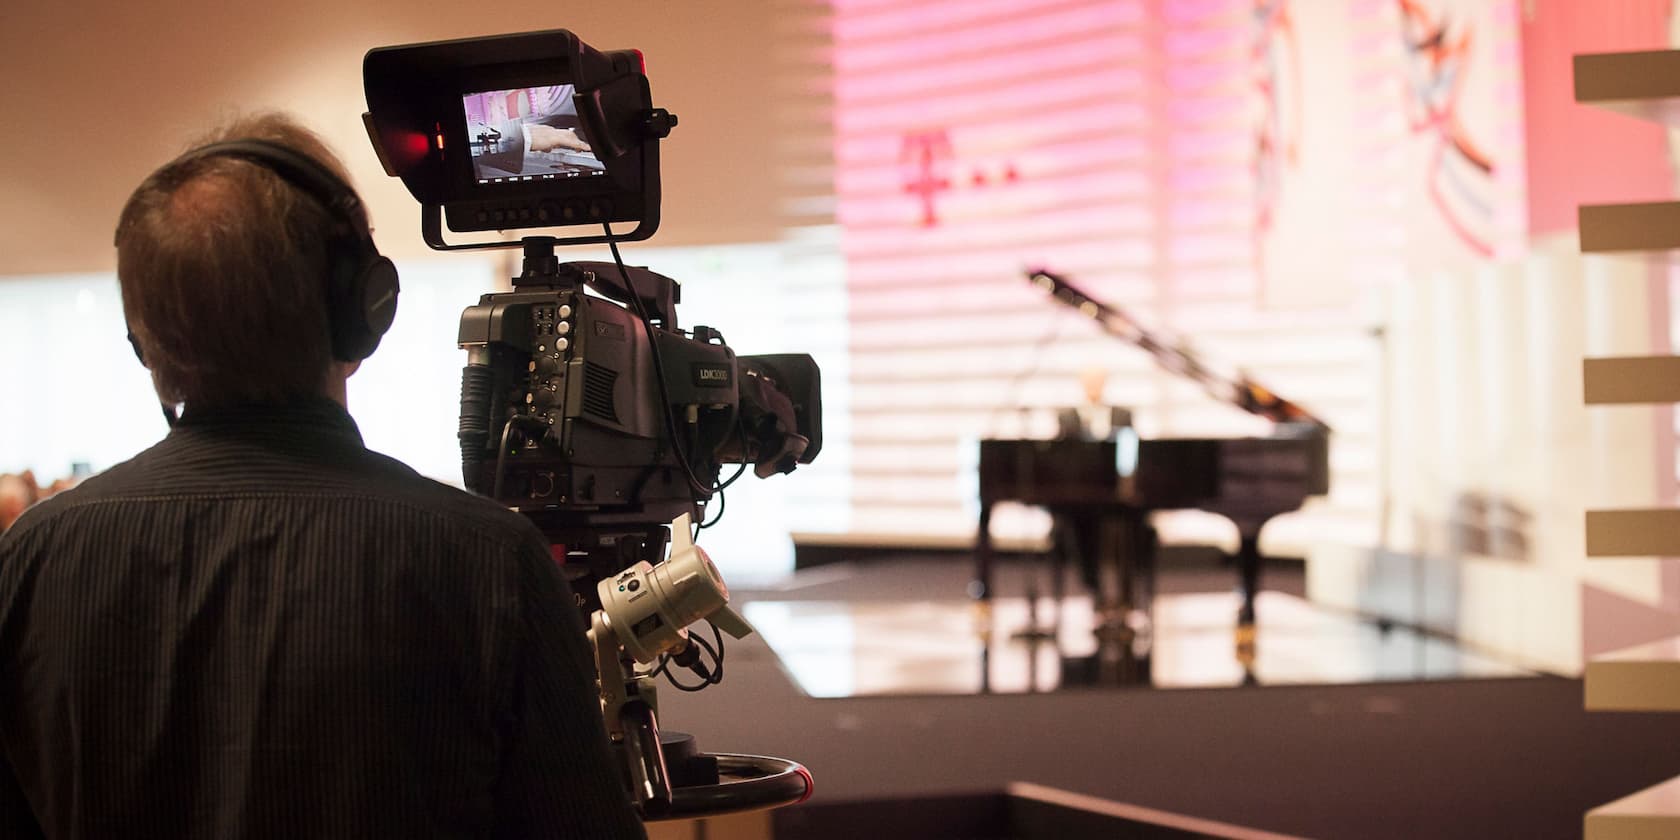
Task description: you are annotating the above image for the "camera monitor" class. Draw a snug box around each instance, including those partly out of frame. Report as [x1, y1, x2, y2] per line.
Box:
[461, 85, 607, 184]
[364, 30, 676, 248]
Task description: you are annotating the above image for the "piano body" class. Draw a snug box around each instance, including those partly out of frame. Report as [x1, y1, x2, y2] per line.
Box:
[974, 428, 1330, 627]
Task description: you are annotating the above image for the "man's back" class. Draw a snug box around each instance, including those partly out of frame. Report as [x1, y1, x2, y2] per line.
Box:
[0, 400, 645, 839]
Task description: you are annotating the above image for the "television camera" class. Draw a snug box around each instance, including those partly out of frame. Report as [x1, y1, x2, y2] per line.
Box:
[363, 29, 818, 818]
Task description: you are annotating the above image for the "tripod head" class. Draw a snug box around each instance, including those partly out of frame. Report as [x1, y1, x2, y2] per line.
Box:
[586, 514, 811, 818]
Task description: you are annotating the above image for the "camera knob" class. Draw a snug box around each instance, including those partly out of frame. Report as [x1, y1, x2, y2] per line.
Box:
[533, 385, 561, 408]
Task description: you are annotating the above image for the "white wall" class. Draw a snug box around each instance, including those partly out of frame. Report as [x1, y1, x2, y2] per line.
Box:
[1309, 235, 1680, 673]
[0, 273, 167, 475]
[0, 238, 847, 584]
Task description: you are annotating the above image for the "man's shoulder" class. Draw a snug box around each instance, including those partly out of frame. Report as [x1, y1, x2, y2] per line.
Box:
[0, 450, 150, 542]
[4, 442, 544, 555]
[354, 450, 539, 540]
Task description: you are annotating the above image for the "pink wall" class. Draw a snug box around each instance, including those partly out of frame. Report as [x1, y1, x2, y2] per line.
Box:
[1523, 0, 1680, 660]
[1522, 0, 1673, 236]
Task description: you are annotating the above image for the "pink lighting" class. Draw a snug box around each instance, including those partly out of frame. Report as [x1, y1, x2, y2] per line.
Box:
[832, 0, 1145, 42]
[832, 0, 1388, 550]
[836, 50, 1119, 105]
[836, 3, 1143, 71]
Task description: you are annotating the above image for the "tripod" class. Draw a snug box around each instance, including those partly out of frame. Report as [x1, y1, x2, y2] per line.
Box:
[569, 516, 812, 819]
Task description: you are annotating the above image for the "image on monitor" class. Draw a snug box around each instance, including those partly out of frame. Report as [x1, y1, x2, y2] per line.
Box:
[461, 85, 607, 184]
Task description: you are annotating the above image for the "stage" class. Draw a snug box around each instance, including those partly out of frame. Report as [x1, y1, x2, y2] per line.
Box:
[649, 557, 1680, 839]
[745, 589, 1529, 699]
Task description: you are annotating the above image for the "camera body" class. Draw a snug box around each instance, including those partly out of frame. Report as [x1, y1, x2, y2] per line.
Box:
[455, 257, 821, 540]
[457, 267, 734, 524]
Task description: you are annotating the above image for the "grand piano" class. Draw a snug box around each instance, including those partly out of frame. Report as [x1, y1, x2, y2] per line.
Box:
[973, 270, 1332, 641]
[974, 428, 1329, 625]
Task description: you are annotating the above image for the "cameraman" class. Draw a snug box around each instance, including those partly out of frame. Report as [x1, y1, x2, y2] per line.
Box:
[0, 114, 646, 840]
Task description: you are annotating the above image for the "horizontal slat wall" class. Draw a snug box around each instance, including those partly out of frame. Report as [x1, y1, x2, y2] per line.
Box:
[772, 0, 853, 537]
[1586, 509, 1680, 557]
[1580, 201, 1680, 252]
[1585, 636, 1680, 712]
[1585, 772, 1680, 839]
[832, 0, 1380, 550]
[1574, 49, 1680, 103]
[835, 0, 1162, 540]
[1584, 356, 1680, 404]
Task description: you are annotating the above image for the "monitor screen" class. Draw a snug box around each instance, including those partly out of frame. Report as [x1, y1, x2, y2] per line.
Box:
[461, 85, 607, 184]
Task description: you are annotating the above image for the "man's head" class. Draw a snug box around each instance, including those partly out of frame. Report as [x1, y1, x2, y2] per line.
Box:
[1078, 365, 1108, 407]
[0, 472, 38, 533]
[115, 113, 393, 410]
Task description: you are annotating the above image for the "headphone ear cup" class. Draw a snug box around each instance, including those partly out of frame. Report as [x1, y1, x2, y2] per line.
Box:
[127, 331, 148, 368]
[361, 255, 400, 343]
[330, 254, 400, 362]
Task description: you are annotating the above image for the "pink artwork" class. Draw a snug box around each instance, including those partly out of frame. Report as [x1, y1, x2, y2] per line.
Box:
[1398, 0, 1499, 257]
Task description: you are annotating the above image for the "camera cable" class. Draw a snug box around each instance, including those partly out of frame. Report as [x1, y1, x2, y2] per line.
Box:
[604, 225, 717, 502]
[490, 413, 546, 502]
[697, 426, 752, 532]
[650, 619, 726, 692]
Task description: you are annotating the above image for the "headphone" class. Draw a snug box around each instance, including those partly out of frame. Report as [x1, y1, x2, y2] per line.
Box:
[127, 139, 400, 364]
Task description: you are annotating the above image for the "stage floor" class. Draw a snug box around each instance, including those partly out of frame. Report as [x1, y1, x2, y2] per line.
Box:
[742, 590, 1531, 698]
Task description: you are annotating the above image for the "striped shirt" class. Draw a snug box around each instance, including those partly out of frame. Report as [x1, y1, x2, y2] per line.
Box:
[0, 399, 645, 839]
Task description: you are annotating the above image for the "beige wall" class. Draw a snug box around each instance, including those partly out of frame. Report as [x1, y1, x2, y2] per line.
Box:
[0, 0, 782, 276]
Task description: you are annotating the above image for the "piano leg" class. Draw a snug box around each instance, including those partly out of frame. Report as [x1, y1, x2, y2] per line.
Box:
[1117, 514, 1135, 625]
[973, 501, 994, 602]
[1233, 526, 1263, 675]
[1126, 512, 1158, 642]
[1235, 530, 1261, 627]
[974, 502, 995, 694]
[1050, 532, 1066, 637]
[1093, 510, 1142, 641]
[1138, 519, 1158, 621]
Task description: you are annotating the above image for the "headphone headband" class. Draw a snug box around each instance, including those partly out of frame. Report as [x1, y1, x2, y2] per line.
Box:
[174, 140, 371, 239]
[151, 138, 399, 362]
